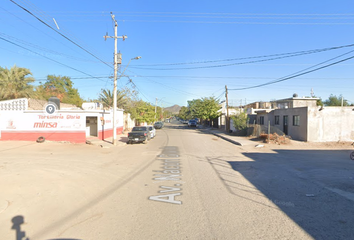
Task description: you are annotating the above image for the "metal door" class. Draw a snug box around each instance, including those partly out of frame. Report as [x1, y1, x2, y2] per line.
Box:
[283, 115, 288, 135]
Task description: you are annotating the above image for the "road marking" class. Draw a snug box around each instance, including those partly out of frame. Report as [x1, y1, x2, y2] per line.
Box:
[149, 146, 183, 204]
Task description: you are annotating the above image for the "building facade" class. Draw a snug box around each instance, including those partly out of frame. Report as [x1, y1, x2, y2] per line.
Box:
[0, 98, 124, 143]
[255, 97, 354, 142]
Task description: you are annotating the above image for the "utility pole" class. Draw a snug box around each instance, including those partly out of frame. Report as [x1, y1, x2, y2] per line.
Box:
[155, 98, 157, 121]
[225, 85, 229, 132]
[104, 12, 127, 145]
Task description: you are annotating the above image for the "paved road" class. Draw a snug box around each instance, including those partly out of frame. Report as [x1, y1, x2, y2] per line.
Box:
[1, 120, 353, 239]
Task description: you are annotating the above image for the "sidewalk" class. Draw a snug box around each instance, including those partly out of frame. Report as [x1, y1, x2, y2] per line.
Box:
[201, 127, 257, 147]
[86, 133, 128, 148]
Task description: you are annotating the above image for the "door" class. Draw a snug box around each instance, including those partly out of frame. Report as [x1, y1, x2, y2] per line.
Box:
[283, 115, 288, 135]
[86, 117, 98, 137]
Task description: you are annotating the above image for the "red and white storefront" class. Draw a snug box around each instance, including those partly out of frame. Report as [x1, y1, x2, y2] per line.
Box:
[0, 99, 124, 143]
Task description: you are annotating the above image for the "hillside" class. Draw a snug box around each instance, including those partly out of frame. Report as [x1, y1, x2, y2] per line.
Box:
[164, 104, 182, 114]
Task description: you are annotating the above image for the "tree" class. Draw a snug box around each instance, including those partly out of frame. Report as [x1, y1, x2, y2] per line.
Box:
[178, 106, 190, 120]
[0, 65, 35, 100]
[187, 99, 203, 119]
[231, 112, 248, 131]
[323, 94, 349, 106]
[128, 100, 155, 125]
[98, 88, 127, 109]
[35, 75, 83, 107]
[198, 97, 220, 125]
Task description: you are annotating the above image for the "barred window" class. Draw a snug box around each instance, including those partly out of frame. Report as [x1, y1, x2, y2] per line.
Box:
[259, 116, 264, 125]
[293, 115, 300, 126]
[275, 116, 280, 125]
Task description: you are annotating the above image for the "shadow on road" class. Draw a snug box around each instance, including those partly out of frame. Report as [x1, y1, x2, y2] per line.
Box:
[11, 215, 83, 240]
[205, 149, 354, 240]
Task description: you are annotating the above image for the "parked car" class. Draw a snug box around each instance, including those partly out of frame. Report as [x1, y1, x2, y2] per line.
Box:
[188, 119, 198, 127]
[154, 121, 163, 129]
[127, 126, 151, 144]
[147, 125, 156, 138]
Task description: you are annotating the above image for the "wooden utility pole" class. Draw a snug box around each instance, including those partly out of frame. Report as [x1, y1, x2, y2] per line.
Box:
[155, 98, 158, 121]
[225, 85, 230, 132]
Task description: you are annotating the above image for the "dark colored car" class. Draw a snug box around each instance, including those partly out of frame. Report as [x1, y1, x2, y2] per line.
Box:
[127, 126, 151, 144]
[154, 121, 163, 129]
[188, 120, 198, 127]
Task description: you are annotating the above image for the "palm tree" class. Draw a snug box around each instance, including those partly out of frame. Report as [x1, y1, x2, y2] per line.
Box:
[0, 65, 35, 100]
[98, 88, 127, 109]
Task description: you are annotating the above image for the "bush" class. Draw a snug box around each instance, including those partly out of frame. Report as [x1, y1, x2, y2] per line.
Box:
[231, 112, 248, 131]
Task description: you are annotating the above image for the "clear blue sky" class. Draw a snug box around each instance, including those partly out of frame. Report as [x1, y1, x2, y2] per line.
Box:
[1, 0, 353, 107]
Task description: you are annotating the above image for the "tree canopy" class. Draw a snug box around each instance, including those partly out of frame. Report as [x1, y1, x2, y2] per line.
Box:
[179, 97, 220, 123]
[35, 75, 83, 107]
[98, 88, 127, 109]
[323, 94, 350, 106]
[0, 65, 35, 100]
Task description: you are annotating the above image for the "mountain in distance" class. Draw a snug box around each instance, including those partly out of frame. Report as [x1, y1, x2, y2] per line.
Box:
[164, 104, 181, 114]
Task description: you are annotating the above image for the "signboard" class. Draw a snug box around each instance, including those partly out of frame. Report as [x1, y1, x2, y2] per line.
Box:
[0, 112, 85, 132]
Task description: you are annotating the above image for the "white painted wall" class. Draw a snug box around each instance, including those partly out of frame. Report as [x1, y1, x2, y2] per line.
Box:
[307, 107, 354, 142]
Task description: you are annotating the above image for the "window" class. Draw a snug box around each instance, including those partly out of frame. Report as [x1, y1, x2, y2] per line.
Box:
[293, 115, 300, 126]
[259, 116, 264, 125]
[275, 116, 280, 125]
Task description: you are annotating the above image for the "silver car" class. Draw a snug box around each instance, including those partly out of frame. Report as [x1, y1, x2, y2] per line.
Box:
[147, 125, 156, 138]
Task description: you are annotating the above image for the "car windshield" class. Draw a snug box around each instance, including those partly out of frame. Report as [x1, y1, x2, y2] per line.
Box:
[132, 127, 147, 131]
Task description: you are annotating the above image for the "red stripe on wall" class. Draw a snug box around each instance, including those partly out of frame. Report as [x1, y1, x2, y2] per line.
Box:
[0, 131, 86, 143]
[98, 126, 123, 140]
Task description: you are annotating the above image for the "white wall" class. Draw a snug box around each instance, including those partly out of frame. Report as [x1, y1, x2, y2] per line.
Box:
[307, 107, 354, 142]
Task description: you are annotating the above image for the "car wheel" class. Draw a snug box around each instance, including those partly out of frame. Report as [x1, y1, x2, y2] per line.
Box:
[143, 139, 148, 144]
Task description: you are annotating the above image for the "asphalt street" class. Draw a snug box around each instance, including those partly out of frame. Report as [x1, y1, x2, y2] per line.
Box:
[1, 120, 353, 239]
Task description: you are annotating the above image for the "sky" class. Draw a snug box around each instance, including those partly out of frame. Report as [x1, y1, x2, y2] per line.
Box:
[1, 0, 354, 107]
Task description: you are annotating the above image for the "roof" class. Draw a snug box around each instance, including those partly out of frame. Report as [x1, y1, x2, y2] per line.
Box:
[272, 97, 319, 103]
[28, 98, 80, 110]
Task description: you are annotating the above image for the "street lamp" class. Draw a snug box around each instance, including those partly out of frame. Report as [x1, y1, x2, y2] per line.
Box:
[112, 56, 141, 145]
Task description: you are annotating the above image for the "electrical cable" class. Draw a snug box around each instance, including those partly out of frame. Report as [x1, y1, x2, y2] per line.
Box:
[125, 70, 202, 98]
[10, 0, 113, 70]
[0, 32, 105, 64]
[129, 44, 354, 70]
[229, 54, 354, 91]
[130, 43, 354, 67]
[0, 36, 109, 83]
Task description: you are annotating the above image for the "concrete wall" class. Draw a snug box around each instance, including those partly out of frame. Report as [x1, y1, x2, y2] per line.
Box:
[307, 107, 354, 142]
[256, 107, 308, 141]
[272, 107, 308, 141]
[123, 113, 135, 131]
[0, 109, 124, 143]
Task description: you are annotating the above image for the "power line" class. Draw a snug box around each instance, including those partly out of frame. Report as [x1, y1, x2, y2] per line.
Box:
[0, 36, 109, 83]
[229, 54, 354, 91]
[130, 43, 354, 67]
[0, 32, 104, 64]
[129, 45, 354, 70]
[10, 0, 113, 70]
[126, 70, 201, 97]
[127, 78, 153, 104]
[113, 19, 354, 25]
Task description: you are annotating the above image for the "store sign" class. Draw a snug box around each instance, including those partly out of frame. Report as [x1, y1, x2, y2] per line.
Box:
[0, 112, 85, 131]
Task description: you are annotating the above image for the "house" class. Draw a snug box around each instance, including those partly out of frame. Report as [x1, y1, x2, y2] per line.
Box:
[0, 98, 125, 143]
[218, 101, 244, 130]
[255, 96, 354, 142]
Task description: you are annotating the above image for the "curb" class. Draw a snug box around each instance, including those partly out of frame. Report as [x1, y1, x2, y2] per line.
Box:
[211, 132, 243, 146]
[201, 129, 243, 146]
